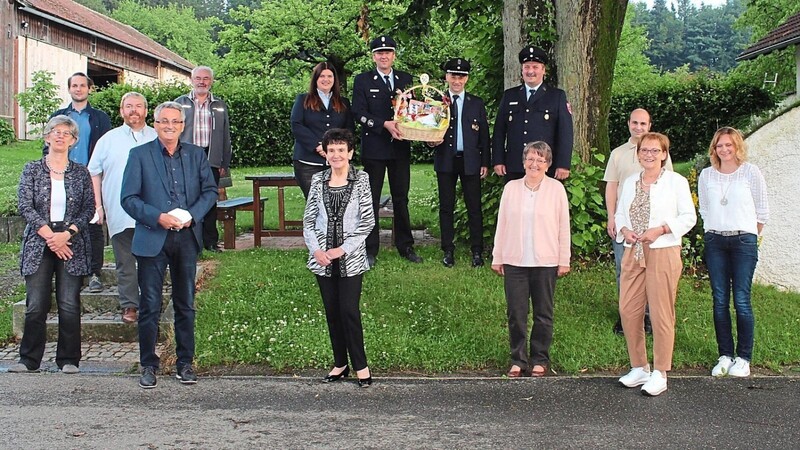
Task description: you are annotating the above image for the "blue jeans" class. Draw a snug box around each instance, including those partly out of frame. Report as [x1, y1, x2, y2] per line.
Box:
[136, 230, 198, 369]
[704, 232, 758, 361]
[19, 248, 83, 370]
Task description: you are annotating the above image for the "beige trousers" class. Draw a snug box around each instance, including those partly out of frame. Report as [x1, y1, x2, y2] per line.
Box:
[619, 245, 683, 372]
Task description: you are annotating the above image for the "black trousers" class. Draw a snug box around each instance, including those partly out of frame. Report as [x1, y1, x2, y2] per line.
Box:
[362, 157, 413, 256]
[436, 157, 483, 253]
[293, 160, 326, 199]
[89, 223, 104, 276]
[316, 272, 367, 371]
[202, 165, 220, 248]
[503, 265, 558, 369]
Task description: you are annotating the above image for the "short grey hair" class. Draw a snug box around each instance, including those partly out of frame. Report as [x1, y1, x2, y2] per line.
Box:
[191, 66, 214, 79]
[120, 91, 148, 110]
[43, 115, 79, 144]
[522, 141, 552, 165]
[153, 101, 186, 122]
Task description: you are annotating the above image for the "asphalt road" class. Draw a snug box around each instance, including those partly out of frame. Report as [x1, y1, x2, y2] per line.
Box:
[1, 372, 798, 449]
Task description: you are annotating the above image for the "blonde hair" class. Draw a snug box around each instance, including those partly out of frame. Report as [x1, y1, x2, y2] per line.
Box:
[708, 127, 747, 169]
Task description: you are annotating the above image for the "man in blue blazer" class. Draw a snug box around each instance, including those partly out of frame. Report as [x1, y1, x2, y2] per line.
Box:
[430, 58, 490, 268]
[352, 35, 420, 267]
[121, 101, 218, 389]
[492, 46, 574, 182]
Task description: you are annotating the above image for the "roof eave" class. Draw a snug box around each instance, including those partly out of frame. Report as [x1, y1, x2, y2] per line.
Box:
[19, 5, 193, 73]
[737, 36, 800, 61]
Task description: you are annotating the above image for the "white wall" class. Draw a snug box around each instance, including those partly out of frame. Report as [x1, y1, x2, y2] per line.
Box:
[122, 69, 157, 86]
[160, 66, 190, 84]
[748, 106, 800, 292]
[16, 37, 85, 139]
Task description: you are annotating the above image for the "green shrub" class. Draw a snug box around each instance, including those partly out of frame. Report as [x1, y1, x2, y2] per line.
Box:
[91, 77, 295, 167]
[610, 72, 777, 161]
[0, 120, 15, 145]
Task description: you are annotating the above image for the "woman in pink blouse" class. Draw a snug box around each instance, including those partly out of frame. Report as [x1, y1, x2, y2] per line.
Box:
[492, 141, 570, 378]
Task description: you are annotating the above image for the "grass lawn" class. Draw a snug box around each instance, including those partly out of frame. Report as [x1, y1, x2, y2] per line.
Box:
[1, 141, 799, 374]
[223, 164, 440, 235]
[195, 247, 800, 374]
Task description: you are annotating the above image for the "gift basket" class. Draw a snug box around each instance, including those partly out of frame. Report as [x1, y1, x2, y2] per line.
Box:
[393, 74, 450, 142]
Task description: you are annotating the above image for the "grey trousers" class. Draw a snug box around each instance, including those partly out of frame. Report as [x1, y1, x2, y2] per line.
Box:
[503, 265, 558, 369]
[111, 228, 139, 309]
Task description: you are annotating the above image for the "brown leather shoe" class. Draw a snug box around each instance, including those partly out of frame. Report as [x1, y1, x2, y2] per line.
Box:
[122, 308, 138, 324]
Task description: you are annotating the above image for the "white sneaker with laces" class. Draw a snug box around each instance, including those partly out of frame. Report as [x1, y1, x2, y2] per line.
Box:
[641, 370, 668, 396]
[619, 366, 651, 387]
[711, 355, 734, 377]
[728, 357, 750, 377]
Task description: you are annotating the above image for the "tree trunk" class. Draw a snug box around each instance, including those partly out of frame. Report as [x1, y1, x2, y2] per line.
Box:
[554, 0, 628, 160]
[502, 0, 529, 89]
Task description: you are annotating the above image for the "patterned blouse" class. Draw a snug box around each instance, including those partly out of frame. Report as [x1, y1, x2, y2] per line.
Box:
[303, 166, 375, 277]
[629, 180, 651, 262]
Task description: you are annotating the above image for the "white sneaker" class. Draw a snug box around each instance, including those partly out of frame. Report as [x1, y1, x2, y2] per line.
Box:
[711, 356, 734, 377]
[641, 370, 668, 396]
[728, 357, 750, 377]
[619, 366, 651, 387]
[61, 364, 80, 374]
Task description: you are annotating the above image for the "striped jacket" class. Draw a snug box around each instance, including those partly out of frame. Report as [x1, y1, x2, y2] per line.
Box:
[303, 166, 374, 277]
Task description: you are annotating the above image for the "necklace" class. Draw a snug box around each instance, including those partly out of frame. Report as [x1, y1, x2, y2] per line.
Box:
[640, 168, 664, 187]
[720, 178, 733, 206]
[45, 157, 68, 175]
[524, 178, 543, 195]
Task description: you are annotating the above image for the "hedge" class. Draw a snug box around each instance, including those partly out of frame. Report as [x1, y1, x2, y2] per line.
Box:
[609, 73, 777, 161]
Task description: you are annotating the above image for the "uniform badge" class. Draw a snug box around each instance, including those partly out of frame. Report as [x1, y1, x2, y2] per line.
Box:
[367, 119, 374, 127]
[544, 110, 550, 121]
[360, 116, 367, 124]
[472, 122, 480, 131]
[508, 115, 513, 122]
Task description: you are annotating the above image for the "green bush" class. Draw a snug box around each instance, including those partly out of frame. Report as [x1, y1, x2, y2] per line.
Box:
[0, 120, 15, 145]
[610, 72, 777, 161]
[91, 77, 295, 167]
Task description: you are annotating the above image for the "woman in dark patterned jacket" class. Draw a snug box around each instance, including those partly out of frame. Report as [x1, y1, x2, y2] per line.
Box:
[10, 115, 94, 374]
[303, 129, 375, 387]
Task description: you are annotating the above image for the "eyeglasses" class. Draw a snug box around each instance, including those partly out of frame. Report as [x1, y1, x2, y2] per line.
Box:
[154, 120, 185, 126]
[638, 148, 662, 155]
[47, 130, 74, 138]
[525, 157, 548, 165]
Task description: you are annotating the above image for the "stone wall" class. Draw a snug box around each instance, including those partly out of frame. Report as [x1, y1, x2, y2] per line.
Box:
[747, 106, 800, 292]
[0, 216, 25, 244]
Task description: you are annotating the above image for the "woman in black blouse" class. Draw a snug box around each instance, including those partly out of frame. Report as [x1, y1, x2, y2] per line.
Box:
[291, 61, 355, 198]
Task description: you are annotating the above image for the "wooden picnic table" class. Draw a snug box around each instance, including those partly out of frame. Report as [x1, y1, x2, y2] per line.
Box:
[245, 173, 303, 246]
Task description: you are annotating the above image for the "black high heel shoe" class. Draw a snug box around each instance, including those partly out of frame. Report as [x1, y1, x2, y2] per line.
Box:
[322, 366, 349, 383]
[357, 376, 372, 388]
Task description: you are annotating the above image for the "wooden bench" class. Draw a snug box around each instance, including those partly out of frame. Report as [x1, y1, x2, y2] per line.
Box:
[217, 197, 267, 249]
[378, 195, 395, 242]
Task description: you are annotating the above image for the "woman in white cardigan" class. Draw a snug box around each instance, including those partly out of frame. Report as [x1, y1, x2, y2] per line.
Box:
[615, 132, 696, 396]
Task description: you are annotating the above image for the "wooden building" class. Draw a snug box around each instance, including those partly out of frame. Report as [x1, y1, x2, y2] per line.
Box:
[1, 0, 193, 138]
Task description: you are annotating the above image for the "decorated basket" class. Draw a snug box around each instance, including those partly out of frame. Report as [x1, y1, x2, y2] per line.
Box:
[393, 74, 450, 142]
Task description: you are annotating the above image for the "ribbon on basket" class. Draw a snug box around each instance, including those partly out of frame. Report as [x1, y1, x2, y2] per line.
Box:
[393, 74, 450, 142]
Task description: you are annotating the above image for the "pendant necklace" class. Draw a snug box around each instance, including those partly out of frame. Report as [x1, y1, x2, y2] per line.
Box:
[720, 178, 732, 206]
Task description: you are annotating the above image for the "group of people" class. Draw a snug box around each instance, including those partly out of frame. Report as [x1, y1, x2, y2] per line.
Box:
[9, 37, 769, 396]
[11, 69, 229, 390]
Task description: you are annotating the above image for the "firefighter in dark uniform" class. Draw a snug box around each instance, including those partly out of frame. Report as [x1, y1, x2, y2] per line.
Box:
[491, 45, 574, 182]
[428, 58, 490, 268]
[352, 35, 420, 267]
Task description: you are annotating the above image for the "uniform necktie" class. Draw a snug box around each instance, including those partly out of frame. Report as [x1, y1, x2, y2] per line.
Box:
[384, 75, 392, 92]
[451, 95, 460, 153]
[527, 89, 536, 104]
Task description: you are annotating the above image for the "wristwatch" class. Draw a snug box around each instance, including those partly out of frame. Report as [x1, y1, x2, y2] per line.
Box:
[67, 228, 78, 239]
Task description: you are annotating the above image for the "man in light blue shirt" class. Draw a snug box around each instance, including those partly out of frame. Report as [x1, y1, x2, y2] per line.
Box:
[88, 92, 157, 324]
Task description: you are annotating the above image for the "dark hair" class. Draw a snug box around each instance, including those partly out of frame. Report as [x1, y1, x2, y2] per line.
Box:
[67, 72, 94, 89]
[322, 128, 354, 152]
[303, 62, 346, 113]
